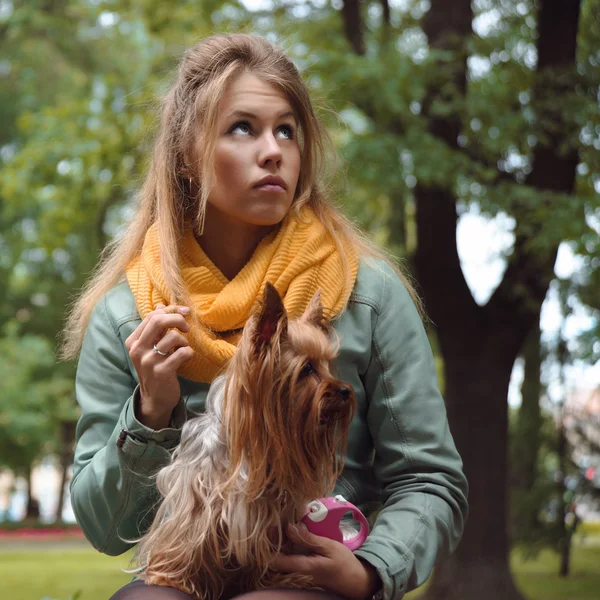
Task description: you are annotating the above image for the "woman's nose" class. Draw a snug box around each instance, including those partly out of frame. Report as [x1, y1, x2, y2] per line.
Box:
[258, 132, 283, 165]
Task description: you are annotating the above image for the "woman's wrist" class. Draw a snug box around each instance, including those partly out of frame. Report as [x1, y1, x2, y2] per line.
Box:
[135, 390, 173, 430]
[137, 408, 171, 431]
[357, 558, 382, 597]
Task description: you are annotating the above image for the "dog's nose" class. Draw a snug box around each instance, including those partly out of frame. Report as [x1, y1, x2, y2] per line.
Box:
[337, 385, 352, 399]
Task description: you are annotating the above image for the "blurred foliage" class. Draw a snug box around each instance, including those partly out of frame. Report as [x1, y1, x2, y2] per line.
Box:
[0, 0, 598, 520]
[510, 274, 600, 566]
[509, 404, 566, 556]
[0, 322, 74, 475]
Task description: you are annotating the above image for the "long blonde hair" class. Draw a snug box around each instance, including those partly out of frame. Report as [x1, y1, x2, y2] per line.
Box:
[60, 33, 422, 361]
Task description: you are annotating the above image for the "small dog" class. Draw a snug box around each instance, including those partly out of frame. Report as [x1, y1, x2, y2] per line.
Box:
[132, 282, 356, 599]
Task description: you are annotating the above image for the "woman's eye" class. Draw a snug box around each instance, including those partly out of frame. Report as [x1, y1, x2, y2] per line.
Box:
[228, 121, 295, 140]
[279, 124, 296, 140]
[301, 362, 314, 377]
[230, 121, 252, 135]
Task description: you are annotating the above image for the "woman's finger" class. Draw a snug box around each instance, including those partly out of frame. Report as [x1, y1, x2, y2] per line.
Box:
[126, 305, 190, 349]
[270, 551, 321, 575]
[125, 307, 167, 349]
[152, 330, 189, 355]
[285, 523, 334, 556]
[157, 345, 194, 372]
[138, 313, 190, 348]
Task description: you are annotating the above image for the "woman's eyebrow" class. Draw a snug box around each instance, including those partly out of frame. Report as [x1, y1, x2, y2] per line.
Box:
[226, 109, 296, 121]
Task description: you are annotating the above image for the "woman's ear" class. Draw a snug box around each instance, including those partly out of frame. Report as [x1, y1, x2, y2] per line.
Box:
[180, 159, 195, 180]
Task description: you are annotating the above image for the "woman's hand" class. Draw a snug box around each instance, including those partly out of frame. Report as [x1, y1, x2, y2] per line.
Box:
[125, 303, 194, 430]
[271, 523, 381, 600]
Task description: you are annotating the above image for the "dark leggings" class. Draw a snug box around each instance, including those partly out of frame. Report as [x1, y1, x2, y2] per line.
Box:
[109, 579, 348, 600]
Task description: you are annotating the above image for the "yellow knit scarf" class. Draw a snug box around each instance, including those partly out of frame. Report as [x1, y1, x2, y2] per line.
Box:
[125, 205, 359, 383]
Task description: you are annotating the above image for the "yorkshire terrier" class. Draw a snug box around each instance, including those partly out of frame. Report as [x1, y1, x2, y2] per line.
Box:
[131, 282, 356, 599]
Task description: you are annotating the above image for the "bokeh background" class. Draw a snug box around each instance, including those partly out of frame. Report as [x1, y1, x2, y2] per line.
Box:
[0, 1, 599, 599]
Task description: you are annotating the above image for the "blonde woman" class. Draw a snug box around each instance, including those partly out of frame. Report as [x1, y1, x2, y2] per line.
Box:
[63, 33, 468, 600]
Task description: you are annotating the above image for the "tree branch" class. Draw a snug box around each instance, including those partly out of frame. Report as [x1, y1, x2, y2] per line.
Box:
[485, 0, 581, 334]
[413, 0, 476, 328]
[380, 0, 390, 27]
[341, 0, 365, 55]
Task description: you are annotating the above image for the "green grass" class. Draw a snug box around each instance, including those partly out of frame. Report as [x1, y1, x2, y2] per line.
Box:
[580, 521, 600, 536]
[2, 536, 599, 600]
[404, 534, 600, 600]
[0, 544, 134, 600]
[509, 543, 600, 600]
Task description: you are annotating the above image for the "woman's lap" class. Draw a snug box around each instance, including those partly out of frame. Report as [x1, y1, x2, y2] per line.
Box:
[109, 580, 347, 600]
[233, 590, 347, 600]
[109, 579, 194, 599]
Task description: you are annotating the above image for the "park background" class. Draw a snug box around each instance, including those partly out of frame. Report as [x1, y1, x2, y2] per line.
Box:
[1, 0, 599, 599]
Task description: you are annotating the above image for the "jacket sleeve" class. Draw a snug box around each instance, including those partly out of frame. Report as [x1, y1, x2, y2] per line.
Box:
[353, 263, 469, 599]
[70, 293, 187, 556]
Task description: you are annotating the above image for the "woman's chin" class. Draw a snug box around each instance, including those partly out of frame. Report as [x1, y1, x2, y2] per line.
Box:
[244, 203, 292, 227]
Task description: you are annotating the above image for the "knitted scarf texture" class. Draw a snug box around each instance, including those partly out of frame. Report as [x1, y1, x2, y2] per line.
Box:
[126, 205, 359, 383]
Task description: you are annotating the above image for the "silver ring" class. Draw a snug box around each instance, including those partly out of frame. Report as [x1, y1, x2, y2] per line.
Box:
[153, 344, 169, 356]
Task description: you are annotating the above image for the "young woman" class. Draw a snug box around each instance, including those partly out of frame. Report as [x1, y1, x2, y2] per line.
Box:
[62, 33, 468, 600]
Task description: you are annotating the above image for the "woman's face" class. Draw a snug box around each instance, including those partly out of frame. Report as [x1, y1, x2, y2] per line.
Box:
[198, 71, 302, 228]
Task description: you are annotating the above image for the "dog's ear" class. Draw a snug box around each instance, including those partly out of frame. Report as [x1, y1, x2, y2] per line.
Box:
[302, 288, 332, 334]
[253, 282, 288, 349]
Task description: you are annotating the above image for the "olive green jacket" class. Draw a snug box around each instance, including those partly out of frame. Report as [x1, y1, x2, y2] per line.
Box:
[71, 259, 468, 600]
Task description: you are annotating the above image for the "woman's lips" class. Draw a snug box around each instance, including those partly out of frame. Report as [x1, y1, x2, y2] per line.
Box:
[254, 184, 285, 192]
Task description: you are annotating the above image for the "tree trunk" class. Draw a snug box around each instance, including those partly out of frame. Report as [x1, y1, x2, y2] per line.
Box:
[54, 420, 76, 523]
[341, 0, 365, 56]
[510, 319, 543, 539]
[421, 331, 525, 600]
[24, 463, 39, 520]
[514, 321, 542, 492]
[556, 413, 569, 576]
[387, 188, 407, 255]
[55, 459, 68, 523]
[555, 298, 574, 578]
[560, 540, 571, 577]
[560, 506, 580, 577]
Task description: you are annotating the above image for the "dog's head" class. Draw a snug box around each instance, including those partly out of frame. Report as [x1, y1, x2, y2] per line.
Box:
[220, 282, 356, 511]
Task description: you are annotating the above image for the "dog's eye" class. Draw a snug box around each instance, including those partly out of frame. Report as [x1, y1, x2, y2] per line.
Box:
[300, 362, 314, 377]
